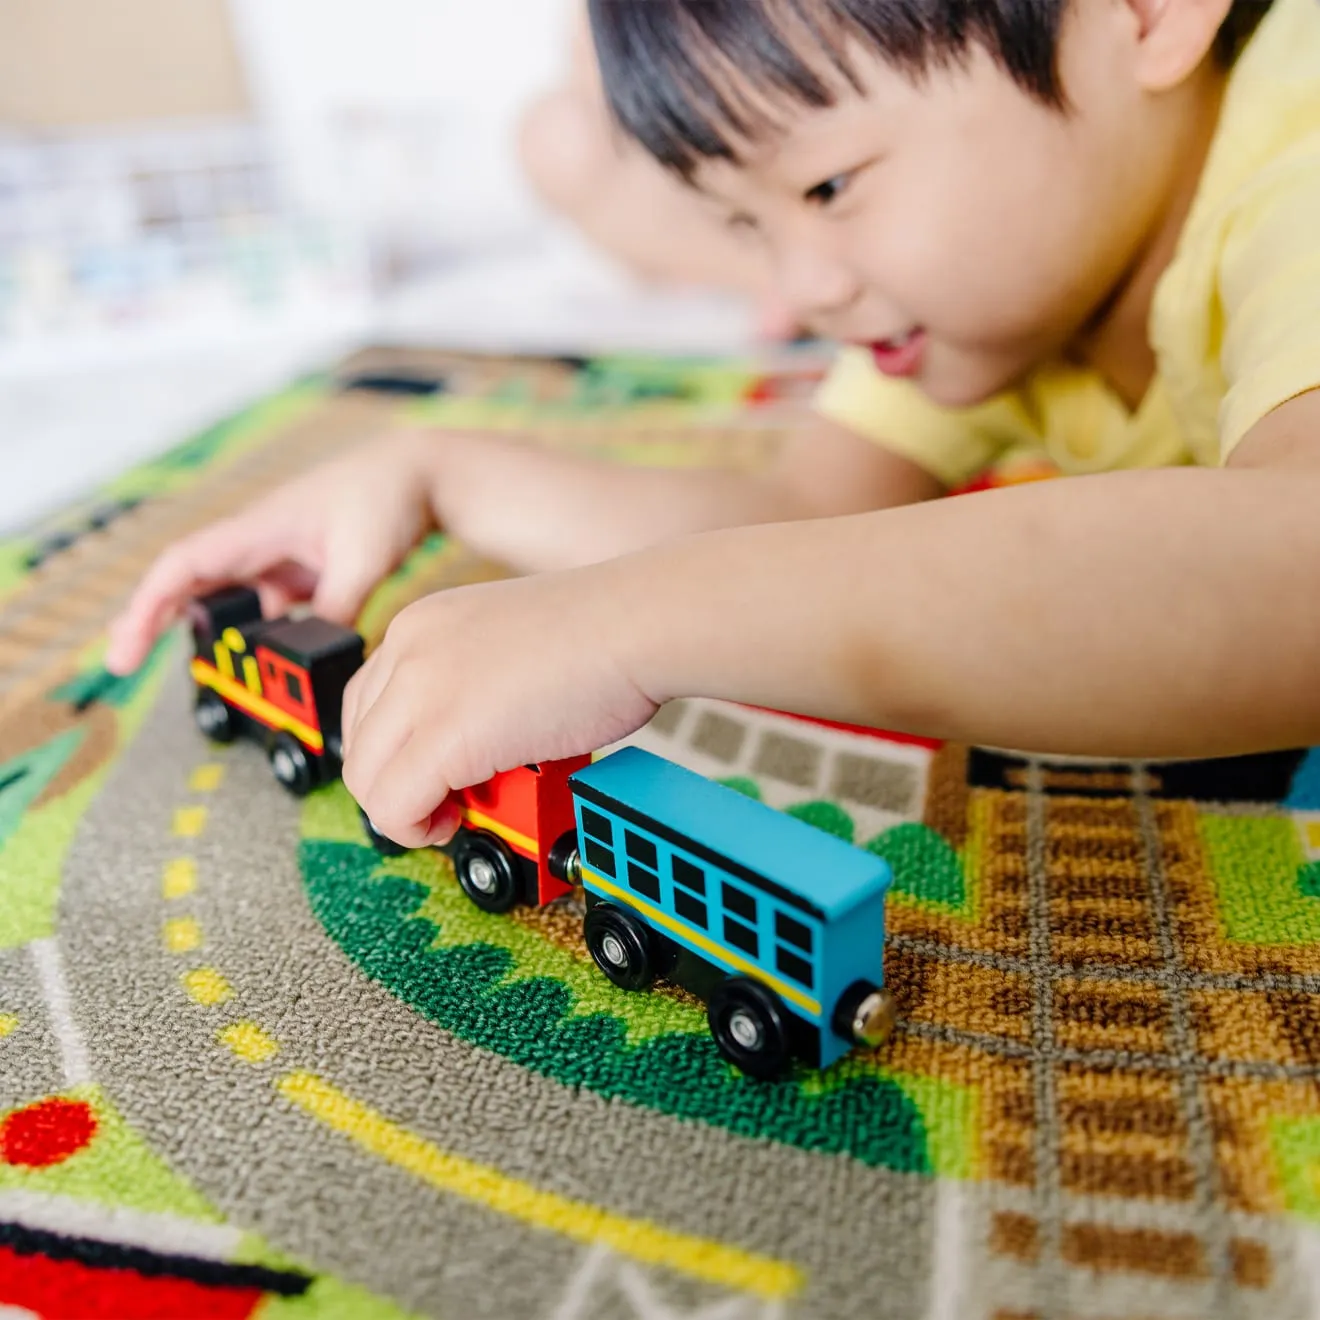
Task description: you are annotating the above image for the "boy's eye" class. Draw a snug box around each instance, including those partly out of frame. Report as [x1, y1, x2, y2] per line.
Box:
[804, 173, 852, 207]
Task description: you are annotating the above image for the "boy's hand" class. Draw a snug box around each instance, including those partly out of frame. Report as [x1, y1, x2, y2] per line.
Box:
[341, 566, 657, 850]
[103, 433, 436, 676]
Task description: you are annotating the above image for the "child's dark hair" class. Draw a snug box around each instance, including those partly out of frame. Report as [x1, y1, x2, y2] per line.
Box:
[588, 0, 1274, 177]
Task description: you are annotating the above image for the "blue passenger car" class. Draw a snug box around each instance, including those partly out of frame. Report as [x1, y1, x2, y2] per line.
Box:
[568, 747, 896, 1078]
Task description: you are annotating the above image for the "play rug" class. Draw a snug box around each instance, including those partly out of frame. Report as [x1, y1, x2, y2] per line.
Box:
[2, 348, 1319, 1320]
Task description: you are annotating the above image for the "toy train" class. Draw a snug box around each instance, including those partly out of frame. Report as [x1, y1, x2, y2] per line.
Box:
[187, 585, 362, 794]
[188, 588, 897, 1078]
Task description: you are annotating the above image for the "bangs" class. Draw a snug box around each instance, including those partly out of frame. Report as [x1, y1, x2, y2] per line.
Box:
[587, 0, 1064, 179]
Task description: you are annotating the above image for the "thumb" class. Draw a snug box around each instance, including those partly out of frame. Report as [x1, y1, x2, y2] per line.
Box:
[311, 554, 383, 628]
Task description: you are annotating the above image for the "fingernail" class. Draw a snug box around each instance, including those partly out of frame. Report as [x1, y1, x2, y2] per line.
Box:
[422, 801, 462, 847]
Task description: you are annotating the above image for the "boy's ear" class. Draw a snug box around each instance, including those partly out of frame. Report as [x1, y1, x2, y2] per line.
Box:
[1123, 0, 1233, 89]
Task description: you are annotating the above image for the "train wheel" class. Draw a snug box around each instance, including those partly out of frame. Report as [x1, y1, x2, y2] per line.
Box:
[833, 980, 898, 1049]
[546, 831, 581, 885]
[584, 903, 656, 992]
[708, 977, 790, 1080]
[194, 690, 236, 744]
[357, 806, 408, 856]
[451, 831, 520, 913]
[269, 733, 315, 797]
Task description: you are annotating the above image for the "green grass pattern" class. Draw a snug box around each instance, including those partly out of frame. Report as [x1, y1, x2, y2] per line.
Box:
[299, 786, 930, 1173]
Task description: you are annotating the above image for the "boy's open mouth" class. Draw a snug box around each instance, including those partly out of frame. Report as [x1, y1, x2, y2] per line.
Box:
[866, 329, 927, 378]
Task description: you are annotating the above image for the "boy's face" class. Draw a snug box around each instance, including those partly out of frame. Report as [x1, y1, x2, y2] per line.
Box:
[691, 1, 1192, 407]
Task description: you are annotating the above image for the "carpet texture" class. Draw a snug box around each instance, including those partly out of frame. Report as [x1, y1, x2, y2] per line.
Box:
[1, 348, 1318, 1320]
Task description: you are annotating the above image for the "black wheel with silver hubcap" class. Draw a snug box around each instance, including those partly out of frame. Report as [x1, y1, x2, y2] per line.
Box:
[584, 902, 657, 992]
[707, 976, 790, 1080]
[194, 690, 236, 743]
[268, 732, 316, 797]
[451, 831, 521, 913]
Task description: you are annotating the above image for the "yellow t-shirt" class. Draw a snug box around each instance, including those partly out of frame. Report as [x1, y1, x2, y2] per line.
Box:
[814, 0, 1320, 487]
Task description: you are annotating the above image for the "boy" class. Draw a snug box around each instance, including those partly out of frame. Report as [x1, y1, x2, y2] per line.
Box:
[106, 0, 1320, 855]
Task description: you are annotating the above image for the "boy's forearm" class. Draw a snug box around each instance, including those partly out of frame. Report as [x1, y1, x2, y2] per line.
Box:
[404, 427, 810, 573]
[402, 414, 941, 573]
[621, 468, 1320, 759]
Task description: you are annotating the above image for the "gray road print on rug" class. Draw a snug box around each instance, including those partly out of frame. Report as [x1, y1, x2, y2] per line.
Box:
[54, 657, 939, 1320]
[0, 942, 70, 1111]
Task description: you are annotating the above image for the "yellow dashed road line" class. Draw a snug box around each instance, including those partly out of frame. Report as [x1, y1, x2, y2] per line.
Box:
[162, 762, 282, 1100]
[220, 1021, 280, 1063]
[163, 917, 202, 954]
[162, 858, 197, 900]
[172, 806, 209, 837]
[188, 763, 226, 793]
[181, 968, 233, 1006]
[279, 1072, 804, 1301]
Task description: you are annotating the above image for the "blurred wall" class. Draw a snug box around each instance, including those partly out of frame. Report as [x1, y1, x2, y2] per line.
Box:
[0, 0, 577, 351]
[229, 0, 571, 262]
[0, 0, 250, 127]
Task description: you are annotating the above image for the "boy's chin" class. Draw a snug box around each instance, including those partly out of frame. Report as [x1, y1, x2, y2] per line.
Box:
[913, 351, 1030, 410]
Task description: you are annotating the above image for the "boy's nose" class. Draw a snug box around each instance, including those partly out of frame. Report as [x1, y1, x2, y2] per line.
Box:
[773, 241, 862, 325]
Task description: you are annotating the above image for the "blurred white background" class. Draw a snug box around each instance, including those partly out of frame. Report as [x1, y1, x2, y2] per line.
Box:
[0, 0, 753, 533]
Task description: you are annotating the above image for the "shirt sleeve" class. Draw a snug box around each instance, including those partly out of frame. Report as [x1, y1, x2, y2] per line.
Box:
[1218, 136, 1320, 458]
[812, 346, 1028, 488]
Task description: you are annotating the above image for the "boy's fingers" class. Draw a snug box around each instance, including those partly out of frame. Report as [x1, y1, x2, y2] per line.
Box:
[105, 520, 311, 674]
[423, 797, 464, 849]
[254, 560, 321, 621]
[254, 582, 298, 622]
[342, 701, 417, 839]
[311, 553, 386, 627]
[369, 728, 463, 849]
[340, 650, 392, 757]
[104, 551, 219, 673]
[105, 541, 216, 672]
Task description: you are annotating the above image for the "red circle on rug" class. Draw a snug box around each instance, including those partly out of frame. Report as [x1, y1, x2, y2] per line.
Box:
[0, 1098, 98, 1168]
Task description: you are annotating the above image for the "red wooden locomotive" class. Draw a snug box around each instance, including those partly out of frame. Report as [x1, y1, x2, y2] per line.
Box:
[188, 586, 363, 795]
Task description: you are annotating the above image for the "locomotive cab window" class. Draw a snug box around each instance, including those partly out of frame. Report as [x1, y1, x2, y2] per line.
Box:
[284, 671, 305, 705]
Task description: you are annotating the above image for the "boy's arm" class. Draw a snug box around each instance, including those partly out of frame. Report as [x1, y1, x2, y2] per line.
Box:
[620, 388, 1320, 760]
[412, 414, 943, 573]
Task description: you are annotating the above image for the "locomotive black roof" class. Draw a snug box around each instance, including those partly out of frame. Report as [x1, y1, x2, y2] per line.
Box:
[258, 616, 363, 667]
